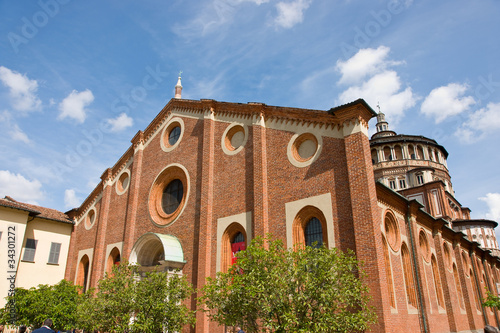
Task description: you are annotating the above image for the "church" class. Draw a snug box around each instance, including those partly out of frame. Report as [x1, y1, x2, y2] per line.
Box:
[56, 78, 500, 332]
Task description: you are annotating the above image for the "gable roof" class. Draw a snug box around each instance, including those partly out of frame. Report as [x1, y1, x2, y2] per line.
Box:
[0, 196, 74, 225]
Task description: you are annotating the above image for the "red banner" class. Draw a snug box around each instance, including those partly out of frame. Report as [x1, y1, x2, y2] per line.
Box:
[231, 241, 246, 265]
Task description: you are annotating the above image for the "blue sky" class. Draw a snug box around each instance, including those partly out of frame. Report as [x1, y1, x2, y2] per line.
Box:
[0, 0, 499, 229]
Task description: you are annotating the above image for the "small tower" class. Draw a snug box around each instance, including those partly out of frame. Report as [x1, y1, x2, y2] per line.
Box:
[375, 103, 389, 133]
[174, 71, 182, 99]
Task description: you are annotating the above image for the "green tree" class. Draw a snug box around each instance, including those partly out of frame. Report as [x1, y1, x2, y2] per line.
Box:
[77, 263, 136, 333]
[483, 290, 500, 310]
[133, 270, 195, 332]
[0, 279, 81, 331]
[200, 236, 376, 333]
[77, 262, 195, 333]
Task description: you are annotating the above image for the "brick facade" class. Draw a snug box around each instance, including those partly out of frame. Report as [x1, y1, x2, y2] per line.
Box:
[65, 98, 500, 333]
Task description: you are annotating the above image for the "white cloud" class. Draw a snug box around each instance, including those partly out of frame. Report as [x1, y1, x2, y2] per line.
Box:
[420, 83, 475, 123]
[0, 66, 42, 112]
[467, 102, 500, 132]
[0, 170, 44, 204]
[479, 193, 500, 221]
[0, 111, 30, 143]
[107, 113, 134, 132]
[454, 102, 500, 144]
[335, 46, 415, 125]
[274, 0, 312, 28]
[58, 89, 94, 123]
[10, 124, 30, 144]
[336, 46, 401, 85]
[64, 189, 80, 209]
[337, 70, 415, 123]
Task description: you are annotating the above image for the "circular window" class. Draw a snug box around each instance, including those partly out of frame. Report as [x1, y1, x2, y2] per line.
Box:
[287, 132, 322, 168]
[419, 230, 431, 262]
[85, 209, 96, 230]
[116, 170, 130, 195]
[168, 126, 181, 146]
[161, 118, 185, 152]
[384, 212, 400, 252]
[149, 164, 189, 226]
[162, 179, 183, 214]
[222, 123, 248, 155]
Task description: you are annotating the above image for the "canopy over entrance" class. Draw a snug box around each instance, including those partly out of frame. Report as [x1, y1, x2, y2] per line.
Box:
[129, 233, 186, 271]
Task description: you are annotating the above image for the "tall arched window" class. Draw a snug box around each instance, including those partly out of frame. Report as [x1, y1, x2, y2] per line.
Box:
[383, 146, 392, 161]
[292, 206, 327, 248]
[305, 217, 323, 248]
[401, 243, 418, 307]
[382, 235, 396, 308]
[76, 255, 90, 293]
[106, 247, 121, 274]
[470, 269, 481, 310]
[431, 255, 445, 308]
[453, 263, 465, 309]
[371, 149, 378, 164]
[221, 223, 247, 272]
[394, 145, 403, 160]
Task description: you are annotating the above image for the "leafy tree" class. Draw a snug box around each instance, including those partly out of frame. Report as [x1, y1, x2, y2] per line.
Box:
[200, 236, 376, 333]
[77, 261, 195, 333]
[0, 279, 81, 331]
[483, 291, 500, 310]
[77, 263, 136, 333]
[133, 270, 195, 332]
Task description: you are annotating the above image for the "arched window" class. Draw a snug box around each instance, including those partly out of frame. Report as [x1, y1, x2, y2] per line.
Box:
[383, 146, 392, 161]
[382, 235, 396, 308]
[76, 255, 90, 293]
[453, 264, 465, 309]
[431, 255, 445, 308]
[401, 243, 418, 307]
[394, 145, 403, 160]
[371, 149, 378, 164]
[305, 217, 323, 248]
[417, 145, 425, 160]
[106, 247, 121, 274]
[408, 145, 416, 159]
[292, 206, 327, 248]
[470, 268, 481, 310]
[221, 223, 247, 272]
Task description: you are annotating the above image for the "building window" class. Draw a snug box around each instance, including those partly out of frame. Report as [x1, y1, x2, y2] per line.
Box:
[106, 247, 121, 274]
[382, 236, 396, 308]
[48, 242, 61, 264]
[168, 126, 181, 146]
[23, 238, 37, 262]
[389, 180, 396, 189]
[77, 255, 90, 293]
[305, 217, 323, 248]
[416, 174, 424, 185]
[453, 264, 465, 309]
[431, 255, 445, 308]
[221, 223, 247, 272]
[399, 179, 406, 189]
[292, 206, 328, 248]
[402, 243, 418, 307]
[149, 164, 189, 226]
[162, 179, 184, 214]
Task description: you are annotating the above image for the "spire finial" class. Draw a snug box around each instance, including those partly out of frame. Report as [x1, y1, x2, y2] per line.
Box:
[175, 71, 183, 99]
[377, 102, 381, 113]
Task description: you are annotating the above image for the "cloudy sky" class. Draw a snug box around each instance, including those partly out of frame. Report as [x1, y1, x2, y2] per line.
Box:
[0, 1, 499, 228]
